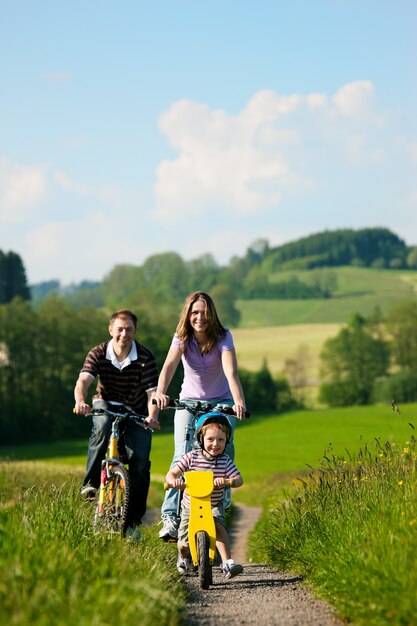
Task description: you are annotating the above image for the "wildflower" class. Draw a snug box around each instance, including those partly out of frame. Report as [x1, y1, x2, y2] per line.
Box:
[409, 520, 416, 527]
[403, 448, 409, 454]
[398, 480, 404, 486]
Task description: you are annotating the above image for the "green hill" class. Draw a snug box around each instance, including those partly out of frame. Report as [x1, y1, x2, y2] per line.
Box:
[237, 266, 417, 327]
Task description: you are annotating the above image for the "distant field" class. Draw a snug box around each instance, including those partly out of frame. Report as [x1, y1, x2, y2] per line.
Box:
[231, 323, 341, 382]
[237, 266, 417, 327]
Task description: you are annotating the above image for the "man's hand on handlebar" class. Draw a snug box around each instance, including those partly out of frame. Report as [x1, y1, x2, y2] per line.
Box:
[74, 401, 91, 415]
[145, 415, 160, 430]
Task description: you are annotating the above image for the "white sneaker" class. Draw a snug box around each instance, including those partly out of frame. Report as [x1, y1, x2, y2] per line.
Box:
[220, 559, 243, 579]
[80, 484, 97, 499]
[159, 516, 178, 541]
[176, 556, 190, 575]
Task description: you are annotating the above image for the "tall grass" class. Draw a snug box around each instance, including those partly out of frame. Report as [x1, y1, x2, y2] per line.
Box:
[250, 420, 417, 626]
[0, 464, 185, 626]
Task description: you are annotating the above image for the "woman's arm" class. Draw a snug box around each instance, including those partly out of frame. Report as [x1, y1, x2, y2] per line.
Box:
[155, 347, 183, 408]
[221, 348, 246, 419]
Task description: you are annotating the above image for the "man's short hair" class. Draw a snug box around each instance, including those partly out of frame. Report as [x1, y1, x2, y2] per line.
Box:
[109, 309, 138, 328]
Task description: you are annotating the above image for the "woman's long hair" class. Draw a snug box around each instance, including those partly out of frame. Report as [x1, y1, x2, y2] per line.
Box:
[176, 291, 226, 354]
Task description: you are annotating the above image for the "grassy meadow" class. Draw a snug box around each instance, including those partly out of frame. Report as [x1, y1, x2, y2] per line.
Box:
[231, 323, 341, 382]
[1, 402, 416, 625]
[250, 419, 417, 626]
[2, 266, 417, 625]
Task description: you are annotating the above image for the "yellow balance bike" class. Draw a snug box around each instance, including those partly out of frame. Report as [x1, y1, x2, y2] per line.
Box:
[166, 470, 235, 590]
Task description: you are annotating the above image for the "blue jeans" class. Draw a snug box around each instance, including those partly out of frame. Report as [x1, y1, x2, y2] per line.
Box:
[161, 397, 236, 522]
[83, 401, 152, 527]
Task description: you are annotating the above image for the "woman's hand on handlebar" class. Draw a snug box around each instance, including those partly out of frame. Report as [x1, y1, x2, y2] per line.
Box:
[233, 403, 247, 420]
[154, 390, 171, 410]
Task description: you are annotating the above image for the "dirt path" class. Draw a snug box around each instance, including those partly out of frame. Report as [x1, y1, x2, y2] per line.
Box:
[145, 505, 344, 626]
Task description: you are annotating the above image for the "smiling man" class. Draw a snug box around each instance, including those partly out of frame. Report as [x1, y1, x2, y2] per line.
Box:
[74, 309, 159, 534]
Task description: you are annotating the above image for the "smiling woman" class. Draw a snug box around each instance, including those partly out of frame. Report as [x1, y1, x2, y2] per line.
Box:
[154, 290, 247, 541]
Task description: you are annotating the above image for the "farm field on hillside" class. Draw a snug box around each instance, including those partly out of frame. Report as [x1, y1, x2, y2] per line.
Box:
[237, 266, 417, 327]
[231, 323, 341, 381]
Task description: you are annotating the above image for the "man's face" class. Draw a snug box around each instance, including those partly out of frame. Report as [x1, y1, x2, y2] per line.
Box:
[109, 316, 136, 350]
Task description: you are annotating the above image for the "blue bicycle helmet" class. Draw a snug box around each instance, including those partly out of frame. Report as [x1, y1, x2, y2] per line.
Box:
[195, 411, 232, 447]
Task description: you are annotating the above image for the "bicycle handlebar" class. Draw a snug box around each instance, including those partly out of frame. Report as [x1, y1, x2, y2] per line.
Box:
[152, 397, 250, 419]
[73, 406, 159, 431]
[164, 477, 237, 490]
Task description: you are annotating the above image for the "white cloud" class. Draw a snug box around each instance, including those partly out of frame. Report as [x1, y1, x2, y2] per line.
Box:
[54, 171, 90, 196]
[332, 80, 375, 118]
[151, 81, 392, 222]
[24, 210, 152, 284]
[0, 158, 48, 221]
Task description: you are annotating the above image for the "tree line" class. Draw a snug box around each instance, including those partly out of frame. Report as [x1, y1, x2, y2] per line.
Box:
[0, 295, 298, 445]
[26, 227, 417, 309]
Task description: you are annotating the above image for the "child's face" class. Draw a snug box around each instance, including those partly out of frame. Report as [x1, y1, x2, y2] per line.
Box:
[203, 425, 227, 456]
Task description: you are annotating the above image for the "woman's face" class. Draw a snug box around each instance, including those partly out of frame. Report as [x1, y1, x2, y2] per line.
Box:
[189, 298, 208, 335]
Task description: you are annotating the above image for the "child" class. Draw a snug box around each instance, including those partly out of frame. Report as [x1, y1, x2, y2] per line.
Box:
[165, 412, 244, 579]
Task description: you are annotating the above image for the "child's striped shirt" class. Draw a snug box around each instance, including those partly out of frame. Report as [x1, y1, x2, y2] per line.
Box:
[175, 449, 240, 508]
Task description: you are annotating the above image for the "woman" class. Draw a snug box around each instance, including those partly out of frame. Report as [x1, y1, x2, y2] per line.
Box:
[155, 291, 246, 541]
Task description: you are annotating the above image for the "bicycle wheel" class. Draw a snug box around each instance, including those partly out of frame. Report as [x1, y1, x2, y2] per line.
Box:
[197, 531, 212, 590]
[94, 464, 131, 535]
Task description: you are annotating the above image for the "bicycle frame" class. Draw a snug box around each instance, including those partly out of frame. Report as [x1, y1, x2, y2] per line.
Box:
[91, 405, 151, 535]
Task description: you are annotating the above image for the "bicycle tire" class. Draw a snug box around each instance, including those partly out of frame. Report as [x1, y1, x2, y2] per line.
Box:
[94, 464, 131, 535]
[197, 531, 212, 590]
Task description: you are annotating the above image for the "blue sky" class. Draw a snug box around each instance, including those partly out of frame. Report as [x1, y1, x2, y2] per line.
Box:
[1, 0, 416, 285]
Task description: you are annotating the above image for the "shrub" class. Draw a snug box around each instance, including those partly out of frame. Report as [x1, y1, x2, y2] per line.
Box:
[373, 369, 417, 403]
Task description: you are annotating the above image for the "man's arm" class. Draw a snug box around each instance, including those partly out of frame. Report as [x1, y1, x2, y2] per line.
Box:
[145, 388, 160, 429]
[74, 372, 94, 415]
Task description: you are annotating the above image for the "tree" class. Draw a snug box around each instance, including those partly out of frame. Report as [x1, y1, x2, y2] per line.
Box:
[210, 284, 241, 327]
[0, 251, 30, 303]
[407, 247, 417, 269]
[385, 301, 417, 370]
[319, 313, 391, 406]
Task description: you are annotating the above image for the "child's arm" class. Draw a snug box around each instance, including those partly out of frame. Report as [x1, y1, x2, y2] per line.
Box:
[214, 473, 243, 489]
[165, 465, 185, 489]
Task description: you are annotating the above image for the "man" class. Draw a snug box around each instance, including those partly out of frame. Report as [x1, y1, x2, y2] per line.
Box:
[74, 309, 159, 536]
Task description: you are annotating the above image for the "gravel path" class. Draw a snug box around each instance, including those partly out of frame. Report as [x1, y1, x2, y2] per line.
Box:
[183, 505, 343, 626]
[145, 505, 345, 626]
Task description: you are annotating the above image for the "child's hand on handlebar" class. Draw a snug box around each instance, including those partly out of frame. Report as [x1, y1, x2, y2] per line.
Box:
[164, 477, 185, 490]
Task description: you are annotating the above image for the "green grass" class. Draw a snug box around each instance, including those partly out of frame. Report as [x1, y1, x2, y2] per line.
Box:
[0, 465, 184, 626]
[2, 402, 414, 505]
[1, 402, 416, 625]
[250, 419, 417, 626]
